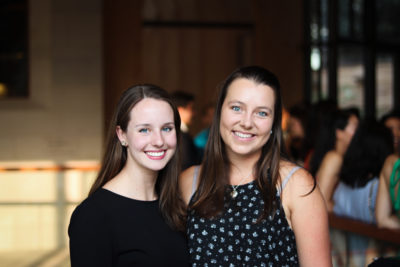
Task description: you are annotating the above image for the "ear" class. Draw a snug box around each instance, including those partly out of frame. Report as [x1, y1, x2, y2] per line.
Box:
[116, 126, 126, 143]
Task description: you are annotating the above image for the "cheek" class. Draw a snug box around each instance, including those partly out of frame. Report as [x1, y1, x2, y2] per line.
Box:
[395, 125, 400, 134]
[166, 134, 177, 149]
[220, 110, 236, 130]
[219, 113, 233, 140]
[348, 127, 357, 137]
[257, 118, 274, 133]
[129, 134, 148, 151]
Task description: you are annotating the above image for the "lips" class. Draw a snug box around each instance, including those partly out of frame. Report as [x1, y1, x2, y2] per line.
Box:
[145, 150, 167, 159]
[233, 131, 254, 139]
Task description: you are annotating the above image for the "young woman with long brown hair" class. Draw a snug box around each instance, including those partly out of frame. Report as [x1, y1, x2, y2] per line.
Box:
[180, 66, 331, 266]
[69, 84, 189, 266]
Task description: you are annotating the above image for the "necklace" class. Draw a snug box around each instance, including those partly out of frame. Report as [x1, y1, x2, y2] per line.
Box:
[230, 174, 252, 198]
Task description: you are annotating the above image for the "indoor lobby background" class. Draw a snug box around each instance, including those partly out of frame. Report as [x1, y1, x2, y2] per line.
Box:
[0, 0, 399, 266]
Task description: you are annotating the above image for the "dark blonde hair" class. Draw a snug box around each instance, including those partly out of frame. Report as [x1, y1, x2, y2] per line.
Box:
[190, 66, 287, 220]
[90, 84, 186, 230]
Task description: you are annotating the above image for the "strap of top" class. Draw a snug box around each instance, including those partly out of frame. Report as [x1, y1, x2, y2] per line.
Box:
[389, 158, 400, 212]
[277, 166, 301, 196]
[190, 166, 200, 200]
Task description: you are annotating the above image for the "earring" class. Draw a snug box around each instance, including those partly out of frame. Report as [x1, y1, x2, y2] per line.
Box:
[270, 130, 273, 134]
[121, 141, 127, 146]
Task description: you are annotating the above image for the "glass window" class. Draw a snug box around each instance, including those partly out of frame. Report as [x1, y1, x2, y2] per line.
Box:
[320, 0, 329, 42]
[376, 0, 400, 43]
[376, 54, 394, 118]
[338, 0, 351, 38]
[310, 46, 329, 103]
[338, 0, 364, 40]
[337, 46, 364, 114]
[306, 0, 400, 119]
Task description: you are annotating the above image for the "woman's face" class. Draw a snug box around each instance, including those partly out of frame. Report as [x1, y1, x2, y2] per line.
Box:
[338, 114, 359, 147]
[384, 117, 400, 151]
[345, 114, 359, 136]
[117, 98, 177, 172]
[219, 78, 275, 160]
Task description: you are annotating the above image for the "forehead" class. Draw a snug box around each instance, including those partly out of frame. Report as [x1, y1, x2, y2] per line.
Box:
[385, 117, 400, 127]
[225, 78, 275, 107]
[130, 98, 174, 123]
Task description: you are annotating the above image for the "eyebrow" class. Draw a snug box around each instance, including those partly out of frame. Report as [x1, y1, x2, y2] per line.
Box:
[227, 100, 273, 112]
[134, 122, 175, 128]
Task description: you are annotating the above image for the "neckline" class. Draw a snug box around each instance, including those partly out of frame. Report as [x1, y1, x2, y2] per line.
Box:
[227, 179, 256, 187]
[100, 188, 158, 203]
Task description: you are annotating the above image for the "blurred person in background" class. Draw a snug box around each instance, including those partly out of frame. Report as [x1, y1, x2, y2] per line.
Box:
[376, 152, 400, 229]
[309, 109, 359, 210]
[171, 91, 201, 170]
[285, 104, 311, 166]
[380, 109, 400, 155]
[194, 102, 215, 159]
[329, 120, 393, 267]
[332, 120, 393, 223]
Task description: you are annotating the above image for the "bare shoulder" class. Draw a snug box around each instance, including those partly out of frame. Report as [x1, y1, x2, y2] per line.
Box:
[279, 161, 325, 231]
[385, 153, 399, 167]
[316, 150, 343, 180]
[382, 154, 399, 182]
[179, 165, 201, 205]
[280, 160, 314, 195]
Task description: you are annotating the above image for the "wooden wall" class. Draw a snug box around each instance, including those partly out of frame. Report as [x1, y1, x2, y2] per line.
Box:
[103, 0, 304, 135]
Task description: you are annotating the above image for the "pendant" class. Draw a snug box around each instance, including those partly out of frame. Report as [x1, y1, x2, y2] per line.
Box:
[231, 190, 238, 198]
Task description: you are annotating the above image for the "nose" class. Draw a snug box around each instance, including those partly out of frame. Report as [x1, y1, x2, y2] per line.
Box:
[240, 112, 253, 129]
[151, 130, 165, 147]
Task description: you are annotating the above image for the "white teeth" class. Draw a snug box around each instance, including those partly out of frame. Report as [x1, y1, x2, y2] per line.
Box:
[146, 151, 165, 157]
[234, 132, 252, 138]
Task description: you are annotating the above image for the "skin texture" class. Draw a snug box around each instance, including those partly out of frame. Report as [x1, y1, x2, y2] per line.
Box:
[219, 78, 274, 167]
[316, 114, 359, 211]
[180, 78, 332, 267]
[105, 98, 177, 201]
[384, 117, 400, 153]
[316, 151, 343, 212]
[375, 154, 400, 229]
[177, 102, 194, 126]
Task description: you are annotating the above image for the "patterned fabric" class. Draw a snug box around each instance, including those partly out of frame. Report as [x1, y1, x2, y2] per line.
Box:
[390, 158, 400, 216]
[187, 181, 299, 267]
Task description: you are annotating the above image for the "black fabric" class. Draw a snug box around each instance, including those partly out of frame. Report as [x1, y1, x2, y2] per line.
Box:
[180, 132, 200, 171]
[68, 189, 189, 267]
[187, 181, 299, 267]
[368, 257, 400, 267]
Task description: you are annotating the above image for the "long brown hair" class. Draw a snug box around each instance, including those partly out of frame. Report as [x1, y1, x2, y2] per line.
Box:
[89, 84, 186, 231]
[190, 66, 286, 220]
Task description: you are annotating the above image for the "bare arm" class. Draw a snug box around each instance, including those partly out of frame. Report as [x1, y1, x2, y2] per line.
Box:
[316, 151, 342, 212]
[282, 167, 332, 267]
[375, 155, 400, 229]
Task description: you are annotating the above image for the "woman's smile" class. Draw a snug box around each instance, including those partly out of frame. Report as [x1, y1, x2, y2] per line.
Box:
[145, 150, 167, 159]
[232, 130, 255, 140]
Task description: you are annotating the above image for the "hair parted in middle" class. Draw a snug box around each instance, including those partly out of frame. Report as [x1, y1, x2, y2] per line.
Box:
[189, 65, 290, 221]
[89, 84, 186, 231]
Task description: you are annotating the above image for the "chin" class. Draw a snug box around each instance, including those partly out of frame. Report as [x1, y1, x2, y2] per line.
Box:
[230, 147, 261, 157]
[146, 164, 168, 172]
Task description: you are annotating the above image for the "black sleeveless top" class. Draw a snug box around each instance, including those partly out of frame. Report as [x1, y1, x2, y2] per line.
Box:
[187, 167, 300, 267]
